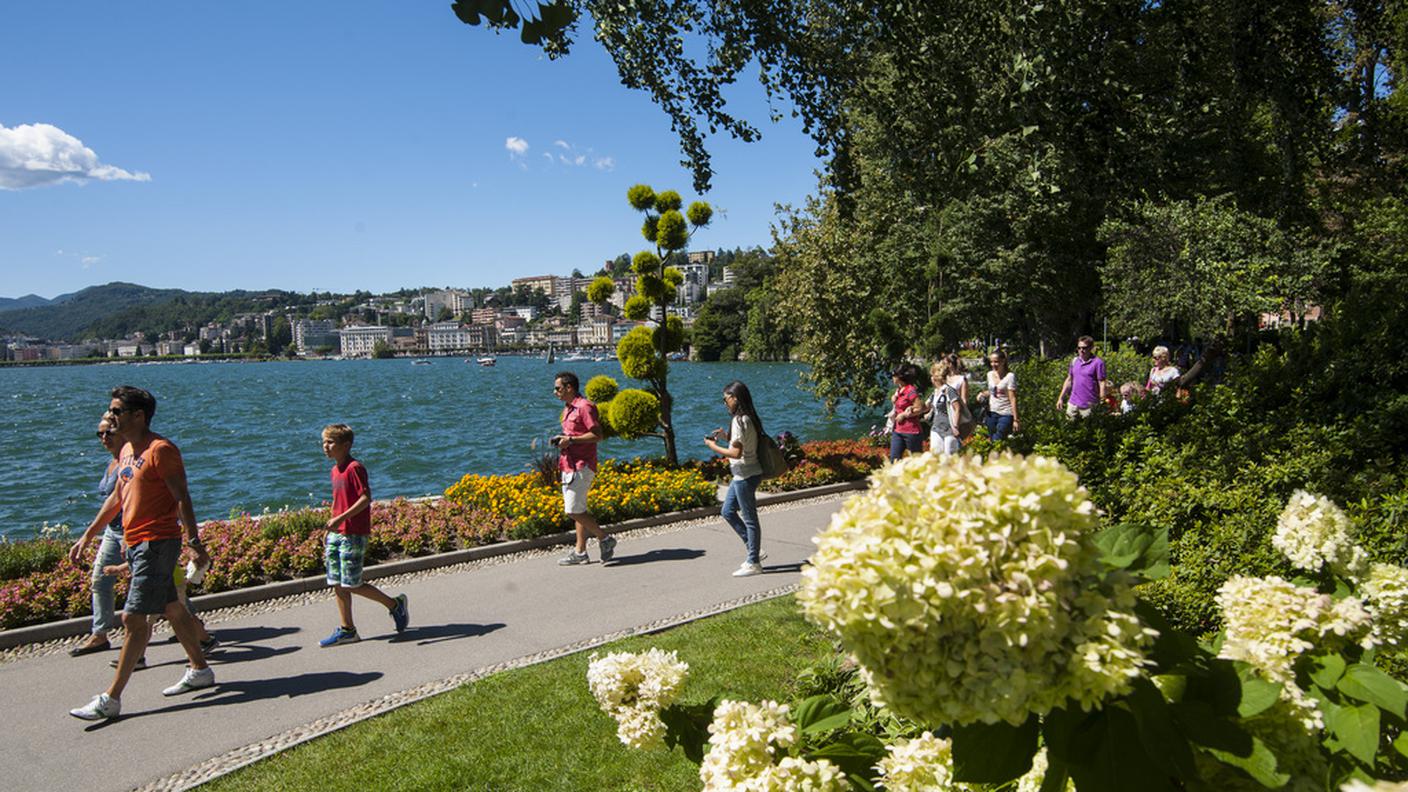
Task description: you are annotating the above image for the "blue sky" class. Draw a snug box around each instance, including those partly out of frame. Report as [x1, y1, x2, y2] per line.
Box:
[0, 3, 823, 299]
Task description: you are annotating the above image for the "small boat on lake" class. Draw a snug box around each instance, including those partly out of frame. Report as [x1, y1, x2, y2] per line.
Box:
[411, 359, 432, 366]
[477, 356, 497, 367]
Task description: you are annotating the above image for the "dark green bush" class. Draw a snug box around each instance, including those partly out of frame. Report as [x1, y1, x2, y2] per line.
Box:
[257, 508, 329, 541]
[0, 539, 68, 581]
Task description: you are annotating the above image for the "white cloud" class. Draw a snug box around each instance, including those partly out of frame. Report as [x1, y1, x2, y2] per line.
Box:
[0, 123, 150, 190]
[505, 136, 530, 157]
[554, 140, 570, 149]
[594, 156, 616, 171]
[80, 256, 101, 268]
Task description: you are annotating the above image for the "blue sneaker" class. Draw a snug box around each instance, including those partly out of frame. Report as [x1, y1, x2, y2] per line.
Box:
[319, 626, 360, 648]
[390, 595, 409, 634]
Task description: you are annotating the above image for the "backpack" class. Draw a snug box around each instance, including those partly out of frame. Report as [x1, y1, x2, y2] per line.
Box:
[758, 432, 790, 479]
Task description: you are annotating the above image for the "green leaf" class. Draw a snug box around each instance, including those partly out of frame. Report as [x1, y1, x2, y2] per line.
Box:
[1066, 707, 1178, 792]
[1337, 663, 1408, 718]
[1235, 676, 1281, 719]
[1309, 653, 1347, 689]
[792, 694, 853, 735]
[1126, 678, 1200, 781]
[1170, 700, 1251, 755]
[1133, 599, 1200, 670]
[1324, 702, 1381, 764]
[1092, 522, 1169, 579]
[1393, 730, 1408, 759]
[659, 698, 717, 764]
[1204, 735, 1290, 788]
[807, 732, 885, 788]
[952, 715, 1038, 783]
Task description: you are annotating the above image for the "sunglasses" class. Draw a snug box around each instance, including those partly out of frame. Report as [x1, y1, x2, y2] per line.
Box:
[108, 406, 129, 415]
[1077, 346, 1091, 351]
[96, 430, 115, 439]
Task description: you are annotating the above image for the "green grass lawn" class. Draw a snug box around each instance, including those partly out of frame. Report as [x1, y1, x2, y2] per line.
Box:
[205, 595, 834, 791]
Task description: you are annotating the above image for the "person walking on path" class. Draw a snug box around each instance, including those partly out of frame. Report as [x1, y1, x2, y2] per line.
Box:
[1145, 345, 1181, 397]
[1056, 336, 1107, 419]
[553, 371, 615, 566]
[317, 424, 409, 647]
[67, 386, 215, 721]
[67, 415, 126, 658]
[705, 380, 768, 577]
[978, 349, 1020, 440]
[886, 364, 924, 461]
[924, 359, 964, 455]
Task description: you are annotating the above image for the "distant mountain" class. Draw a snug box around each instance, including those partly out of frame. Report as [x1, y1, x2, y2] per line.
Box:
[0, 294, 54, 312]
[0, 282, 190, 341]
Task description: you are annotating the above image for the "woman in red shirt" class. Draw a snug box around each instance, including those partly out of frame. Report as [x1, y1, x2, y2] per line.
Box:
[887, 363, 924, 461]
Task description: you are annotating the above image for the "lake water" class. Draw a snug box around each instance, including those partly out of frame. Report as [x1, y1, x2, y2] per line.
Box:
[0, 357, 874, 539]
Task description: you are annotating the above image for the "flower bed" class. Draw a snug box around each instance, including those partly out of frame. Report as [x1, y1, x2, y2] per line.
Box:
[759, 439, 888, 493]
[443, 459, 718, 539]
[0, 498, 512, 631]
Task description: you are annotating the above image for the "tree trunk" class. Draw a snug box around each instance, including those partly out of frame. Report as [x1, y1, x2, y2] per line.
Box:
[658, 376, 678, 466]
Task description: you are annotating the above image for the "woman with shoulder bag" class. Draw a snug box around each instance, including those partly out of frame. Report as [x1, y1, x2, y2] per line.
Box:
[924, 358, 964, 455]
[705, 380, 769, 578]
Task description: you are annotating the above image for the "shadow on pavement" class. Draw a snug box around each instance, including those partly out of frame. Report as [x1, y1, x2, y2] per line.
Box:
[763, 563, 803, 574]
[604, 547, 705, 567]
[203, 625, 301, 644]
[85, 670, 385, 729]
[379, 622, 507, 647]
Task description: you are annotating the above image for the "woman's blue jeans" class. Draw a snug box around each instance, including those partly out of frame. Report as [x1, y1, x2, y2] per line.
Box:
[90, 528, 124, 635]
[889, 431, 923, 461]
[721, 474, 763, 564]
[985, 413, 1014, 441]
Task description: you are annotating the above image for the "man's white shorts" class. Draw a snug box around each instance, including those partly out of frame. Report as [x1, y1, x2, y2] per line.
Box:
[561, 467, 594, 515]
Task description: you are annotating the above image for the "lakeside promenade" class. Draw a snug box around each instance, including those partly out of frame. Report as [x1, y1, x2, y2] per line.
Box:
[0, 495, 847, 792]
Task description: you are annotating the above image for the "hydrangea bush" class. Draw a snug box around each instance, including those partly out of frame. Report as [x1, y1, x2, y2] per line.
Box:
[584, 460, 1408, 790]
[798, 453, 1154, 726]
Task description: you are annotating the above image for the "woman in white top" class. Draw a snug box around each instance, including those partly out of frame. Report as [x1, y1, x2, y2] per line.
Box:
[1145, 345, 1181, 396]
[923, 357, 964, 455]
[978, 349, 1019, 440]
[704, 380, 767, 577]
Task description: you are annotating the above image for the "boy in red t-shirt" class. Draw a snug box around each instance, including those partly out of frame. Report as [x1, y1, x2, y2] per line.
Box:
[318, 424, 408, 647]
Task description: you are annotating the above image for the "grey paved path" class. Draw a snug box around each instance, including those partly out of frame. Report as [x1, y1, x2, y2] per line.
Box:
[0, 496, 846, 792]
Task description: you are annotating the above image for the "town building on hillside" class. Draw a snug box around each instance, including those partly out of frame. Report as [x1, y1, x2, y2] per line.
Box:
[511, 275, 558, 297]
[580, 301, 608, 321]
[339, 325, 393, 358]
[546, 327, 577, 348]
[471, 307, 499, 325]
[510, 305, 540, 321]
[292, 319, 339, 354]
[686, 250, 715, 266]
[424, 288, 472, 320]
[677, 261, 709, 305]
[425, 322, 496, 353]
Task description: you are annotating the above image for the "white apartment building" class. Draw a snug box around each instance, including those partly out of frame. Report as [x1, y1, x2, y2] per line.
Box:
[425, 322, 496, 353]
[339, 325, 393, 358]
[424, 289, 472, 320]
[677, 261, 709, 305]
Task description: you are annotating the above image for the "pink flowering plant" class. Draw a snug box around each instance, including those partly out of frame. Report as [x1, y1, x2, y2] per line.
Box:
[0, 498, 512, 630]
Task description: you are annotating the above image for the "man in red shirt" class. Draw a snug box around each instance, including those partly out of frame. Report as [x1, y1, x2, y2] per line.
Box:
[552, 371, 615, 566]
[68, 386, 215, 720]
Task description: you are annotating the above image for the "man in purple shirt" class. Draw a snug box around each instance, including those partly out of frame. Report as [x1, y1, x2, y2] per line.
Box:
[1056, 336, 1107, 419]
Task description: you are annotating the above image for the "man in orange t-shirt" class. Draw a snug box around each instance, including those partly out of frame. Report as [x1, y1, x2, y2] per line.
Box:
[67, 386, 215, 721]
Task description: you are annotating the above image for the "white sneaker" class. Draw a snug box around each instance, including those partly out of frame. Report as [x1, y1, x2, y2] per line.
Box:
[732, 562, 763, 577]
[162, 666, 215, 696]
[69, 693, 120, 720]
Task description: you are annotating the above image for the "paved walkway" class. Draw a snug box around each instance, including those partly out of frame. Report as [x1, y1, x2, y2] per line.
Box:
[0, 496, 847, 792]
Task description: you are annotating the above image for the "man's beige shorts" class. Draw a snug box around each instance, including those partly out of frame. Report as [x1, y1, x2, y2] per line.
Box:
[561, 467, 595, 515]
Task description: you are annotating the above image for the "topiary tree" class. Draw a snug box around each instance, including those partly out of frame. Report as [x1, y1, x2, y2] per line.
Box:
[608, 389, 662, 440]
[589, 184, 711, 465]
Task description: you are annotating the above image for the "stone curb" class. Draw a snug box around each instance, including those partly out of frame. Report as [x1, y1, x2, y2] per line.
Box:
[0, 479, 867, 651]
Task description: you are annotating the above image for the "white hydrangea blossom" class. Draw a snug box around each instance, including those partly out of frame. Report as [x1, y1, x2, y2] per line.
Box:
[753, 756, 850, 791]
[586, 648, 689, 749]
[875, 731, 969, 791]
[1272, 490, 1368, 577]
[798, 453, 1156, 726]
[699, 700, 798, 791]
[1014, 748, 1074, 792]
[1361, 563, 1408, 648]
[1217, 575, 1375, 730]
[1341, 781, 1408, 792]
